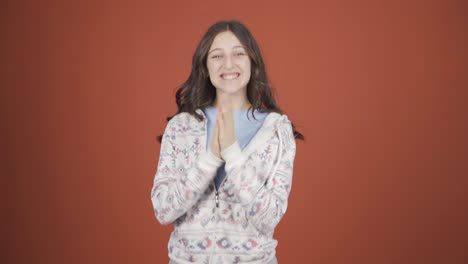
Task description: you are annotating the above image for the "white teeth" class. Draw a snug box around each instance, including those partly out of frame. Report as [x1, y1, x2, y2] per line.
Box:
[221, 73, 239, 80]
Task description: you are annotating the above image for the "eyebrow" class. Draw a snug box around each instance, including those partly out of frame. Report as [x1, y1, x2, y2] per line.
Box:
[208, 45, 245, 54]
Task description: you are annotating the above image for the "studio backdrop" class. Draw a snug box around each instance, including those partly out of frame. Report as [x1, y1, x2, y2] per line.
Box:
[3, 0, 467, 263]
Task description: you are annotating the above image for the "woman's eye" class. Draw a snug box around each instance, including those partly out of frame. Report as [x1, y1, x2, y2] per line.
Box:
[235, 52, 245, 56]
[212, 55, 222, 59]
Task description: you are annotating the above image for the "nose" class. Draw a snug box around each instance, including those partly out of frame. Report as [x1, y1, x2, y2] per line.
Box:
[223, 55, 233, 69]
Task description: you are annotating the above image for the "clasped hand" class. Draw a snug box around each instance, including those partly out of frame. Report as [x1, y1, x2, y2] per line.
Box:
[211, 106, 236, 160]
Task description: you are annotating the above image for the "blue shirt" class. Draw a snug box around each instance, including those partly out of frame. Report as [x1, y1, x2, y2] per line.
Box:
[203, 106, 268, 189]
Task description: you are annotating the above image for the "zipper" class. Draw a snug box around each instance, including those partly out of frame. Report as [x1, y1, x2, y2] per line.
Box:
[209, 182, 218, 264]
[201, 110, 229, 263]
[200, 112, 219, 263]
[210, 180, 225, 263]
[214, 172, 228, 209]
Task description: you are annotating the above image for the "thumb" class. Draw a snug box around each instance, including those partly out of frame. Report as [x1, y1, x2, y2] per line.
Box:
[214, 115, 221, 141]
[210, 116, 221, 157]
[216, 113, 222, 139]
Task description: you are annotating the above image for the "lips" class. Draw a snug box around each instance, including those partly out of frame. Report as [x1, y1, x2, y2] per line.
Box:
[220, 73, 240, 80]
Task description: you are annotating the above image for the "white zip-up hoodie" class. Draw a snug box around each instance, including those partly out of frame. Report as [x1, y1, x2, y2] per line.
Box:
[151, 109, 297, 264]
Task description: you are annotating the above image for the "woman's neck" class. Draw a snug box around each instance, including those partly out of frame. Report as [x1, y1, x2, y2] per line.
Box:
[214, 92, 251, 110]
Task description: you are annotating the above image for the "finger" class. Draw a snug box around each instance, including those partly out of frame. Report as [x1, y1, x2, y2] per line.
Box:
[212, 118, 218, 139]
[217, 118, 224, 151]
[213, 120, 218, 142]
[219, 111, 223, 122]
[221, 109, 233, 130]
[218, 112, 224, 131]
[211, 122, 218, 144]
[211, 119, 220, 156]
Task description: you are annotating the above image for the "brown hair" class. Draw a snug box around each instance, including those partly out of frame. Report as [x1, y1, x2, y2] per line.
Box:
[158, 20, 304, 141]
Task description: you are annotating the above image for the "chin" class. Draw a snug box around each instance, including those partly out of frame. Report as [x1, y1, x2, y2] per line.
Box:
[215, 85, 246, 95]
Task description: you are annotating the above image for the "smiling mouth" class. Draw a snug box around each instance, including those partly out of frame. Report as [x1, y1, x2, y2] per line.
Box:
[220, 73, 240, 80]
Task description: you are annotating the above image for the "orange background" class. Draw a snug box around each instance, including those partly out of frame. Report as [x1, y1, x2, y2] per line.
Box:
[3, 0, 467, 263]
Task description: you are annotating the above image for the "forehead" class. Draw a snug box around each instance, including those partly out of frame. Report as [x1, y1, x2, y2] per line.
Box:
[209, 31, 244, 51]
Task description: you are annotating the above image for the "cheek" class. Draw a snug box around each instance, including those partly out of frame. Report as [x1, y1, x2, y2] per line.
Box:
[243, 59, 251, 72]
[206, 64, 216, 77]
[243, 62, 251, 78]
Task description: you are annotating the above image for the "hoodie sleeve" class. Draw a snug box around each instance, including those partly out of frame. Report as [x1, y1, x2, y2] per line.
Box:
[151, 115, 223, 225]
[221, 116, 297, 235]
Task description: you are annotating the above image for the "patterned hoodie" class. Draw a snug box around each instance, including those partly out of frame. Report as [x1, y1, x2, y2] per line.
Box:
[151, 109, 297, 263]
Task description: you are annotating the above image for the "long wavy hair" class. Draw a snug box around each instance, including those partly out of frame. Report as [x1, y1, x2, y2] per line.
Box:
[158, 20, 304, 142]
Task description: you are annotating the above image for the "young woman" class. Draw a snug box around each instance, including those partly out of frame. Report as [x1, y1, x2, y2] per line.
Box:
[151, 20, 303, 264]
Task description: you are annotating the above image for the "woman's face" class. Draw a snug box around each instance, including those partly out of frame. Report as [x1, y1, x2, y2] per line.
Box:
[206, 31, 251, 97]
